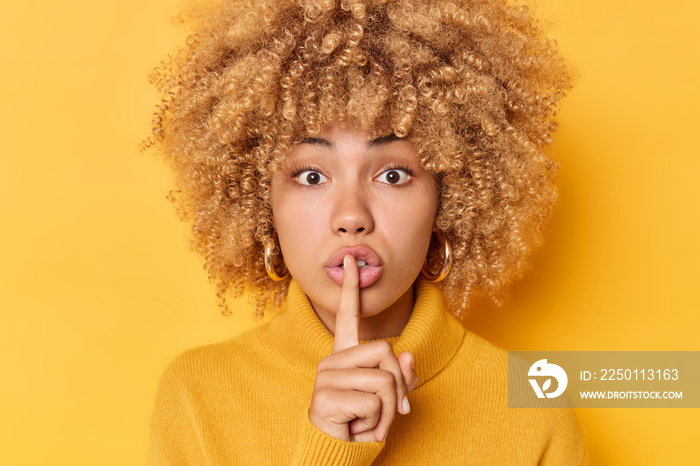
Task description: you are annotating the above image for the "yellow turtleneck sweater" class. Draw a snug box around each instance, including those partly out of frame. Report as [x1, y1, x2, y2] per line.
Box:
[149, 280, 589, 465]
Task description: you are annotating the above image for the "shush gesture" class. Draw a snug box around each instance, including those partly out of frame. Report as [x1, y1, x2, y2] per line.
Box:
[308, 255, 419, 442]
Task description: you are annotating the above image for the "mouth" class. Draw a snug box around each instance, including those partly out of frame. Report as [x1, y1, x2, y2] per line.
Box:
[340, 259, 369, 269]
[324, 245, 383, 288]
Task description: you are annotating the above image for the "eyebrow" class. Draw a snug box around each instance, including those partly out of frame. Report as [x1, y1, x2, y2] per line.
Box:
[368, 133, 402, 148]
[298, 137, 332, 147]
[297, 133, 403, 149]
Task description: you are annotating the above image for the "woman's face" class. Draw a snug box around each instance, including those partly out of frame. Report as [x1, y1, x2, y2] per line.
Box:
[271, 124, 439, 329]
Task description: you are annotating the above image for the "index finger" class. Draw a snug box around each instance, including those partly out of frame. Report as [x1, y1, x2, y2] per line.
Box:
[332, 255, 360, 353]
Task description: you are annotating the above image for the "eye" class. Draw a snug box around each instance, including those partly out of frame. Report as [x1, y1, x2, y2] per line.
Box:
[375, 167, 412, 185]
[294, 169, 329, 186]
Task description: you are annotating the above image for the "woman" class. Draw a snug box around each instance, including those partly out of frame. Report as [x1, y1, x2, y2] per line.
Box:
[146, 0, 588, 463]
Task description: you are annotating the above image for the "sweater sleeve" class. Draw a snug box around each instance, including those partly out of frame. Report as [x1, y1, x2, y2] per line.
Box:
[290, 415, 384, 465]
[148, 359, 209, 465]
[538, 408, 590, 466]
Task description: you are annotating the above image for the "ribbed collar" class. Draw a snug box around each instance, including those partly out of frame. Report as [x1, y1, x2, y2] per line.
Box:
[262, 280, 475, 387]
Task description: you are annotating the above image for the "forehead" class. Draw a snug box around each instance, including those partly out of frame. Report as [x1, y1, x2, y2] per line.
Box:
[274, 124, 423, 175]
[290, 125, 413, 154]
[294, 124, 391, 143]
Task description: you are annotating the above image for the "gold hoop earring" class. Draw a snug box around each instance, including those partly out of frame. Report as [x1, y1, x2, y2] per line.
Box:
[264, 242, 289, 281]
[421, 230, 452, 282]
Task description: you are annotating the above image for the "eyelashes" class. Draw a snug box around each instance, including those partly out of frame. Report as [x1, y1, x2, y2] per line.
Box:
[383, 164, 413, 176]
[290, 165, 321, 178]
[375, 164, 413, 186]
[291, 165, 328, 186]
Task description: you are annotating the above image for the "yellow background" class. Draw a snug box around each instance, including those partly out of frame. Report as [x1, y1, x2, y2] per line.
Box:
[1, 0, 698, 464]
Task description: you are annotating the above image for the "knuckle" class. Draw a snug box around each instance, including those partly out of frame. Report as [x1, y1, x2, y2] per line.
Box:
[312, 387, 334, 407]
[316, 356, 332, 374]
[378, 370, 396, 388]
[314, 370, 330, 386]
[368, 394, 382, 413]
[374, 340, 393, 354]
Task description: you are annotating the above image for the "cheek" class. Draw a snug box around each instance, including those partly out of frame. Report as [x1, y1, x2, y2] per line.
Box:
[271, 192, 324, 259]
[380, 195, 437, 257]
[392, 186, 438, 230]
[271, 179, 297, 234]
[408, 193, 439, 260]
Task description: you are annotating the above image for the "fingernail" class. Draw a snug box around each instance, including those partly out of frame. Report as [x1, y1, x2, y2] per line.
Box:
[402, 396, 410, 414]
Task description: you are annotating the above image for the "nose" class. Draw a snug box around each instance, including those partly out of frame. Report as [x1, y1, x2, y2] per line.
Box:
[330, 182, 374, 236]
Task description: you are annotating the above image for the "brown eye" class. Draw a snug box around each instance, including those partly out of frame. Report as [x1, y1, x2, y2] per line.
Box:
[385, 170, 400, 184]
[307, 172, 320, 184]
[294, 170, 328, 186]
[376, 168, 410, 185]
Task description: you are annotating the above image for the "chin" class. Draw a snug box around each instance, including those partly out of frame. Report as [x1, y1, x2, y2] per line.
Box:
[357, 286, 404, 317]
[357, 300, 385, 317]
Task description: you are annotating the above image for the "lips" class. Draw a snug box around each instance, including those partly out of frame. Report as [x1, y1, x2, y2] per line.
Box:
[324, 245, 383, 288]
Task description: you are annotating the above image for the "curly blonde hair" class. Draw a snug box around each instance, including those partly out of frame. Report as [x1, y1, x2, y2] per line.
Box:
[144, 0, 572, 318]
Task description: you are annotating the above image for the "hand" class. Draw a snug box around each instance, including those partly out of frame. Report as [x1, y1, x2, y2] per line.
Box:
[308, 255, 419, 442]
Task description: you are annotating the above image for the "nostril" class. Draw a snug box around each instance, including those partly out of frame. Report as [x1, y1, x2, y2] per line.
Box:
[337, 227, 365, 233]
